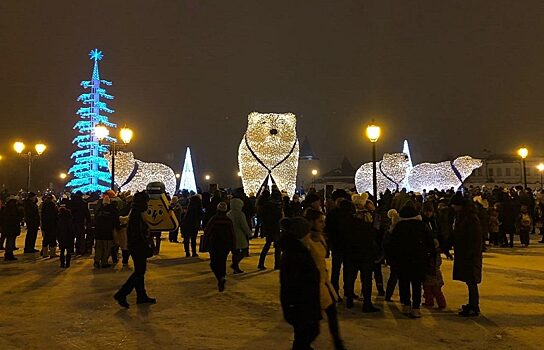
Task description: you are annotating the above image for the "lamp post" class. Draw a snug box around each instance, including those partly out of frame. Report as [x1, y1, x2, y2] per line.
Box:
[311, 169, 318, 187]
[13, 141, 46, 193]
[366, 122, 381, 200]
[537, 163, 544, 190]
[95, 124, 133, 190]
[518, 147, 528, 189]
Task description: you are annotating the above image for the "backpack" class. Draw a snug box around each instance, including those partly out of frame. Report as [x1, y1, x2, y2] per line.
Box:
[521, 213, 531, 228]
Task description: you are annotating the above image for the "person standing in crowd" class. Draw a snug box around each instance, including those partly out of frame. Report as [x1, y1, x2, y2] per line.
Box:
[205, 202, 235, 292]
[422, 239, 447, 308]
[450, 192, 483, 317]
[279, 217, 321, 350]
[253, 189, 270, 239]
[1, 197, 24, 261]
[390, 204, 435, 318]
[40, 194, 59, 258]
[488, 204, 500, 246]
[498, 192, 516, 247]
[93, 195, 119, 268]
[227, 198, 251, 274]
[517, 205, 532, 247]
[304, 209, 346, 349]
[114, 191, 156, 308]
[57, 206, 75, 268]
[23, 192, 40, 253]
[344, 195, 380, 313]
[169, 196, 182, 243]
[258, 189, 284, 270]
[181, 195, 203, 257]
[67, 191, 91, 256]
[384, 208, 400, 301]
[324, 189, 352, 300]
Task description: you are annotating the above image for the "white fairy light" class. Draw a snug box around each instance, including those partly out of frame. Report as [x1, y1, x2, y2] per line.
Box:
[105, 151, 177, 195]
[355, 153, 410, 195]
[407, 156, 482, 192]
[238, 112, 299, 197]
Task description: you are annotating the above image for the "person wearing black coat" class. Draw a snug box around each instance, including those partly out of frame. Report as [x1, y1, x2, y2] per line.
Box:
[23, 193, 40, 253]
[67, 191, 91, 255]
[57, 206, 75, 268]
[40, 195, 59, 258]
[205, 202, 235, 292]
[258, 190, 284, 270]
[279, 217, 321, 350]
[114, 191, 156, 308]
[181, 195, 203, 257]
[389, 205, 435, 318]
[93, 196, 120, 268]
[1, 198, 24, 261]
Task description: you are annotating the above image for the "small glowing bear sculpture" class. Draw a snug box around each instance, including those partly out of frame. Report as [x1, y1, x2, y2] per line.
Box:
[105, 151, 177, 195]
[238, 112, 299, 197]
[355, 153, 410, 195]
[407, 156, 482, 193]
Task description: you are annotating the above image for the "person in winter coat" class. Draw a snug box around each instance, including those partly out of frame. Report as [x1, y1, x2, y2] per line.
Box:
[488, 204, 500, 246]
[169, 196, 182, 243]
[181, 195, 203, 257]
[1, 197, 24, 261]
[516, 204, 532, 247]
[93, 195, 120, 268]
[114, 191, 156, 308]
[258, 190, 284, 270]
[344, 198, 380, 313]
[57, 206, 75, 268]
[253, 190, 270, 239]
[422, 239, 446, 308]
[205, 202, 235, 292]
[227, 198, 251, 274]
[67, 191, 91, 255]
[384, 208, 400, 301]
[279, 217, 321, 350]
[389, 205, 435, 318]
[40, 195, 59, 258]
[304, 209, 346, 350]
[450, 192, 483, 317]
[23, 192, 40, 253]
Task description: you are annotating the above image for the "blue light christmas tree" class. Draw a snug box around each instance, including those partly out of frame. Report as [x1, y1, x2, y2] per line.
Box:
[67, 49, 117, 193]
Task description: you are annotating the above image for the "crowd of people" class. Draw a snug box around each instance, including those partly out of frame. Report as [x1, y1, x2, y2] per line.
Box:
[0, 183, 543, 350]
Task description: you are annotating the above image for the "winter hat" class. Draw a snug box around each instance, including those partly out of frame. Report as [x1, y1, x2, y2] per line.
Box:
[132, 191, 149, 213]
[305, 193, 320, 205]
[352, 193, 369, 207]
[217, 202, 228, 212]
[331, 189, 350, 201]
[281, 217, 310, 239]
[106, 190, 117, 198]
[450, 192, 466, 206]
[399, 205, 419, 218]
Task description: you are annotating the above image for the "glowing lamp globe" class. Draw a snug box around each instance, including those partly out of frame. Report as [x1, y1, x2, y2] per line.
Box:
[366, 124, 381, 143]
[35, 143, 46, 155]
[205, 175, 211, 181]
[518, 147, 528, 159]
[13, 142, 26, 154]
[60, 173, 67, 180]
[537, 164, 544, 172]
[120, 127, 133, 144]
[94, 124, 110, 140]
[311, 169, 318, 176]
[175, 173, 181, 179]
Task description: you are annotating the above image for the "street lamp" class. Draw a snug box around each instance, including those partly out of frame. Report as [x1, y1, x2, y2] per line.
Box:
[366, 121, 381, 199]
[518, 147, 528, 189]
[60, 173, 67, 180]
[175, 173, 181, 179]
[311, 169, 318, 187]
[537, 163, 544, 190]
[95, 124, 133, 190]
[13, 141, 47, 193]
[205, 174, 211, 181]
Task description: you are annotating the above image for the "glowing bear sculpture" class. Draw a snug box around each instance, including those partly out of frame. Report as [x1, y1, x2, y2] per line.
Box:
[355, 153, 410, 195]
[105, 151, 177, 195]
[407, 156, 482, 193]
[238, 112, 299, 197]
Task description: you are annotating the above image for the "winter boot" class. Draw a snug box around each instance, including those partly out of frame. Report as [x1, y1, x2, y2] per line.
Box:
[345, 297, 354, 309]
[136, 296, 157, 305]
[4, 252, 17, 261]
[410, 308, 421, 318]
[218, 277, 226, 292]
[60, 254, 66, 268]
[459, 305, 480, 317]
[41, 246, 49, 257]
[401, 305, 412, 315]
[362, 303, 380, 313]
[111, 246, 119, 264]
[376, 283, 386, 296]
[113, 292, 130, 309]
[422, 285, 435, 307]
[65, 254, 72, 268]
[121, 250, 130, 266]
[49, 246, 58, 258]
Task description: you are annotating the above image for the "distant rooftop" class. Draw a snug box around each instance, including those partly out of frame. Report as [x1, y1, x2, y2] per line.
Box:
[322, 157, 356, 178]
[299, 136, 318, 160]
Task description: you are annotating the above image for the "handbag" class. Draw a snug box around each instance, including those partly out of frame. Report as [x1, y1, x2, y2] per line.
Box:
[199, 233, 209, 253]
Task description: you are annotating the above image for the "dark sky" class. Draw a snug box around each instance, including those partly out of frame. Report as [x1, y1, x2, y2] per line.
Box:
[1, 0, 544, 190]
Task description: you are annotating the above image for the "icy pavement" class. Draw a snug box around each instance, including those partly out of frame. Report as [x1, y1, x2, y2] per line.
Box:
[1, 233, 543, 350]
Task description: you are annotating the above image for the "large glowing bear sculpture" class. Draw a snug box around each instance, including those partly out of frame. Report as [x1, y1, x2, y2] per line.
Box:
[355, 153, 410, 195]
[407, 156, 482, 192]
[238, 112, 299, 197]
[105, 151, 177, 195]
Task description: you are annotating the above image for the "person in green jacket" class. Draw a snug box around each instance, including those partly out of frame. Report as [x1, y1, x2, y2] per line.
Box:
[227, 198, 252, 273]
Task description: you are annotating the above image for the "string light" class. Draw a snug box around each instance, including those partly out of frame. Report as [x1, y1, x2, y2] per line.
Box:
[179, 147, 197, 193]
[238, 112, 299, 196]
[105, 151, 177, 195]
[407, 156, 482, 192]
[355, 153, 410, 194]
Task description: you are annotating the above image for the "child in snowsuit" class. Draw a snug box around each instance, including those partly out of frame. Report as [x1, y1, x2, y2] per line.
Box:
[423, 239, 446, 308]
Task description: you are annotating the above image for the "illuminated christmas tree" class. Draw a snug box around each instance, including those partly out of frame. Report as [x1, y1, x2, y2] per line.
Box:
[67, 49, 117, 193]
[179, 147, 197, 193]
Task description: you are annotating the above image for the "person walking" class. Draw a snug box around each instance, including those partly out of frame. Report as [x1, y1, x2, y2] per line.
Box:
[181, 195, 203, 257]
[114, 191, 156, 308]
[205, 202, 235, 291]
[93, 195, 119, 268]
[304, 209, 346, 350]
[227, 198, 251, 274]
[1, 197, 24, 261]
[389, 205, 435, 318]
[67, 191, 91, 256]
[57, 206, 75, 268]
[258, 190, 284, 270]
[279, 217, 321, 350]
[40, 194, 59, 258]
[23, 192, 40, 253]
[169, 196, 182, 243]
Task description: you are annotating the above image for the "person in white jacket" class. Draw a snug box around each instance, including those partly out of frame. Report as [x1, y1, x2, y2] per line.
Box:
[227, 198, 252, 273]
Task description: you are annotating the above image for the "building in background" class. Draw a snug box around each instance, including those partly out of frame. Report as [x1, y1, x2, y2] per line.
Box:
[297, 136, 320, 190]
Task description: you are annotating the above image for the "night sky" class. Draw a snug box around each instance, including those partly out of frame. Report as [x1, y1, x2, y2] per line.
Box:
[1, 0, 544, 191]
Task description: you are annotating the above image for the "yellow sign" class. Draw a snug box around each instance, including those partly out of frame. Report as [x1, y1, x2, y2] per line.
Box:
[143, 193, 179, 232]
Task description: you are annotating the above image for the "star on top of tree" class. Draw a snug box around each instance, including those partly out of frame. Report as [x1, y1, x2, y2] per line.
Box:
[89, 48, 104, 61]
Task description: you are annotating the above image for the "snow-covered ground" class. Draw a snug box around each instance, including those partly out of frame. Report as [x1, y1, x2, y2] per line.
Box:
[1, 232, 543, 350]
